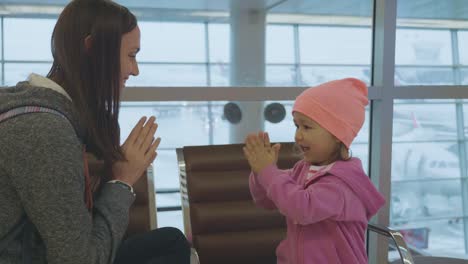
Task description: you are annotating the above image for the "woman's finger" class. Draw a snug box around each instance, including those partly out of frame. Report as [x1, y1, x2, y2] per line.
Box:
[145, 137, 161, 160]
[137, 116, 156, 147]
[141, 122, 158, 151]
[150, 152, 158, 163]
[125, 116, 147, 144]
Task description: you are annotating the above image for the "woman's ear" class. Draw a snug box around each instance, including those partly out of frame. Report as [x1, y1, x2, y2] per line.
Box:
[84, 35, 92, 51]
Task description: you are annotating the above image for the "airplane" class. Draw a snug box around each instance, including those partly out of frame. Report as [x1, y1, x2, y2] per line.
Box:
[390, 110, 462, 225]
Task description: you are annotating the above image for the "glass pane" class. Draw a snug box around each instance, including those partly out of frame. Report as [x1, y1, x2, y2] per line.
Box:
[395, 1, 464, 87]
[126, 64, 207, 87]
[393, 103, 457, 141]
[266, 65, 296, 86]
[120, 102, 210, 149]
[211, 102, 230, 144]
[462, 104, 468, 138]
[4, 63, 52, 86]
[395, 67, 454, 85]
[395, 29, 452, 66]
[391, 98, 465, 256]
[157, 193, 181, 207]
[351, 143, 369, 175]
[139, 22, 206, 63]
[461, 68, 468, 85]
[208, 23, 229, 63]
[265, 102, 294, 143]
[152, 150, 180, 189]
[459, 31, 468, 66]
[299, 26, 372, 65]
[391, 142, 462, 246]
[4, 18, 55, 61]
[157, 210, 184, 232]
[209, 64, 229, 86]
[390, 219, 464, 255]
[300, 66, 370, 86]
[267, 25, 294, 64]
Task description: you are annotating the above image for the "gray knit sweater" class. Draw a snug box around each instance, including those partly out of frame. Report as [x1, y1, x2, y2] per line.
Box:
[0, 79, 135, 264]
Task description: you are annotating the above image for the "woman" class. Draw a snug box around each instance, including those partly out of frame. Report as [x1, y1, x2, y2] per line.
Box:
[0, 0, 190, 263]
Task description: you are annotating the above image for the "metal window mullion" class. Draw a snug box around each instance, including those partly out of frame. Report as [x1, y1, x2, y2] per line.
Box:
[1, 16, 4, 86]
[368, 0, 398, 263]
[294, 24, 301, 86]
[452, 30, 461, 85]
[120, 85, 385, 101]
[204, 22, 214, 144]
[453, 28, 468, 253]
[455, 100, 468, 254]
[205, 22, 211, 86]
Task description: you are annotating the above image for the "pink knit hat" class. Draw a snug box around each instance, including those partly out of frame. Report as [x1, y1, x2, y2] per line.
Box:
[292, 78, 368, 148]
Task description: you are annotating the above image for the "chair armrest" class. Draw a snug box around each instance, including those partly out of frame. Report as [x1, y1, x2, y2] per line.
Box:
[367, 223, 415, 264]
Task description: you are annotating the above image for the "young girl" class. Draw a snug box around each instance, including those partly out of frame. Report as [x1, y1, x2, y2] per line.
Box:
[0, 0, 189, 263]
[243, 78, 385, 264]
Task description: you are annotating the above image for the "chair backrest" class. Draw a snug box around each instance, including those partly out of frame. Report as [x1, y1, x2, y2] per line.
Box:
[177, 142, 299, 264]
[87, 155, 157, 237]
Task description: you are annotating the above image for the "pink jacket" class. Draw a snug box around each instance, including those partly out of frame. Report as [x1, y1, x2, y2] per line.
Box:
[249, 158, 385, 264]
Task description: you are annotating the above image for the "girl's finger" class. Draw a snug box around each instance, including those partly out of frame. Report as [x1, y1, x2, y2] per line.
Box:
[243, 147, 254, 162]
[264, 132, 271, 147]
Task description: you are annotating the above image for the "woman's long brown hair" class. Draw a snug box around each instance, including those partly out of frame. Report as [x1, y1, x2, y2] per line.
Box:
[47, 0, 137, 181]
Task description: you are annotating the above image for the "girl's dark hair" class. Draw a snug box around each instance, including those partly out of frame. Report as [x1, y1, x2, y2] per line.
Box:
[47, 0, 137, 177]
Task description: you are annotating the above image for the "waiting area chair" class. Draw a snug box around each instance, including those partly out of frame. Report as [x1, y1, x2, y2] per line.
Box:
[176, 143, 299, 264]
[177, 143, 468, 264]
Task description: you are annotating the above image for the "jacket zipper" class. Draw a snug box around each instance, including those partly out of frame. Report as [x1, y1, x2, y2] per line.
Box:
[296, 225, 303, 264]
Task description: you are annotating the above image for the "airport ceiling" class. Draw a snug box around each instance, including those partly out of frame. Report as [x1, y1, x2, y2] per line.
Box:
[0, 0, 467, 26]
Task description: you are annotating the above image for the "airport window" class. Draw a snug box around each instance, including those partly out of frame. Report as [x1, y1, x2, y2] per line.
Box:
[393, 0, 468, 258]
[266, 25, 295, 64]
[4, 63, 50, 87]
[298, 26, 372, 65]
[125, 64, 208, 87]
[138, 22, 206, 63]
[4, 18, 54, 61]
[459, 31, 468, 65]
[208, 23, 229, 64]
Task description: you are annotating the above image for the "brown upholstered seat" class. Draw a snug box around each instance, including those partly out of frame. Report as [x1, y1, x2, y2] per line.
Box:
[177, 142, 299, 264]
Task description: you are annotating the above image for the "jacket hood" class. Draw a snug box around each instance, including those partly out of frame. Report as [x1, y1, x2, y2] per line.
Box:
[327, 158, 386, 220]
[0, 76, 84, 140]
